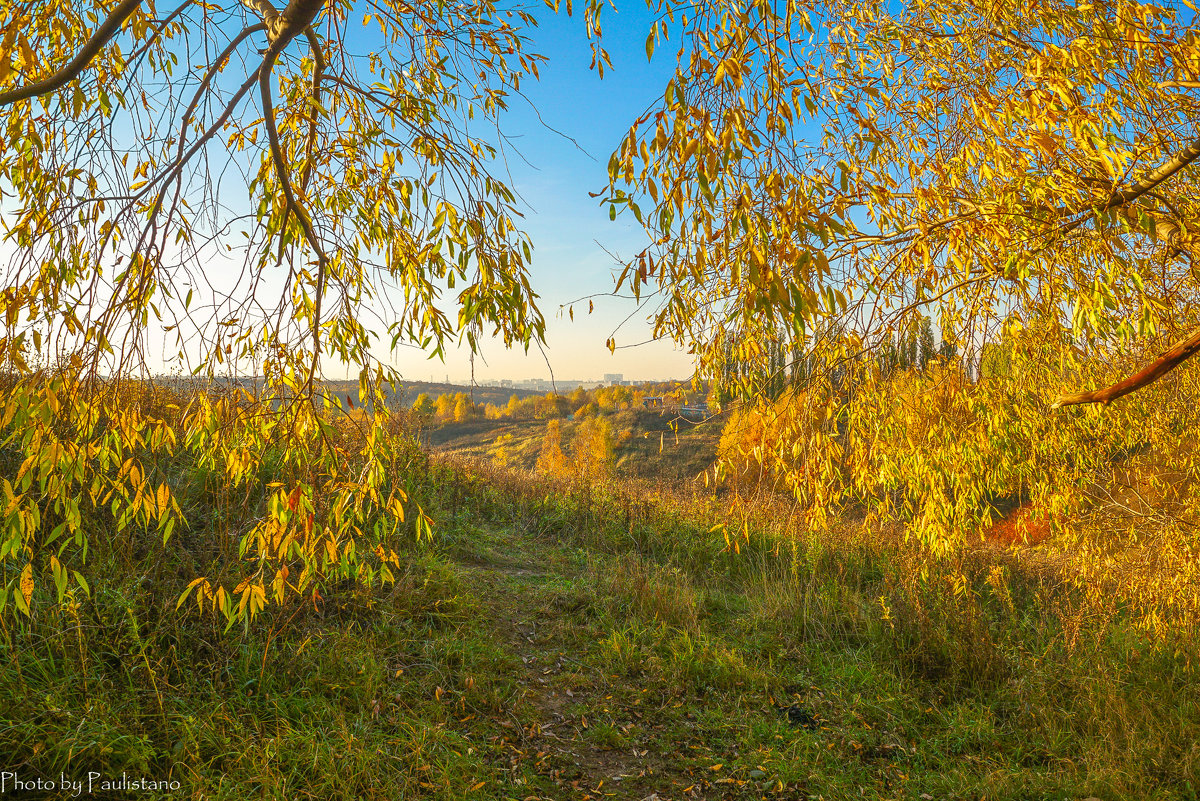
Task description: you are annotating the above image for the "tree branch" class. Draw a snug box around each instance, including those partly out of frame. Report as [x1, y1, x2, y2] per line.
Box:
[1045, 136, 1200, 410]
[0, 0, 145, 106]
[269, 25, 325, 269]
[244, 0, 283, 39]
[1054, 136, 1200, 241]
[1052, 323, 1200, 409]
[277, 0, 327, 42]
[259, 32, 330, 392]
[99, 44, 266, 259]
[299, 26, 326, 195]
[1105, 137, 1200, 210]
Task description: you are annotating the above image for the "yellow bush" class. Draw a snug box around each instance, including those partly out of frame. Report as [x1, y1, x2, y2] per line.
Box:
[572, 417, 615, 482]
[452, 394, 475, 422]
[535, 419, 569, 475]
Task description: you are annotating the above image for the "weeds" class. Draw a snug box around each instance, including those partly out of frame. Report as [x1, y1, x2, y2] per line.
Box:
[1, 378, 1199, 798]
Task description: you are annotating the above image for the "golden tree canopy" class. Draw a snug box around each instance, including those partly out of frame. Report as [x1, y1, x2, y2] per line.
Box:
[609, 0, 1200, 405]
[3, 0, 1199, 401]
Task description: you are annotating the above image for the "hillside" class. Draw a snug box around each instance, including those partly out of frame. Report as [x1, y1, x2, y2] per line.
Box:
[426, 408, 726, 485]
[2, 446, 1193, 798]
[150, 376, 548, 410]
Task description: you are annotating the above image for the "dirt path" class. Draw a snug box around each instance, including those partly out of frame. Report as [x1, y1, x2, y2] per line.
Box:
[439, 522, 856, 800]
[454, 527, 711, 801]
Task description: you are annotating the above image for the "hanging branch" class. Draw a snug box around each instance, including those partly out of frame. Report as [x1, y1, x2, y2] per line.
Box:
[1052, 324, 1200, 408]
[254, 4, 331, 392]
[299, 27, 326, 195]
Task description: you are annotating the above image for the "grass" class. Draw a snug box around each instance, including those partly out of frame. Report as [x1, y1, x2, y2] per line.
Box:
[428, 407, 724, 484]
[1, 440, 1199, 798]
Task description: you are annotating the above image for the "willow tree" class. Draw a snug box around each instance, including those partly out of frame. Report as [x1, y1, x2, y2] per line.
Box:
[613, 0, 1200, 407]
[603, 0, 1200, 555]
[0, 0, 566, 382]
[0, 0, 611, 619]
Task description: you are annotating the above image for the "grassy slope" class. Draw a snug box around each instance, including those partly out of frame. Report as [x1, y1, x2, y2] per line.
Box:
[2, 442, 1197, 800]
[429, 409, 725, 485]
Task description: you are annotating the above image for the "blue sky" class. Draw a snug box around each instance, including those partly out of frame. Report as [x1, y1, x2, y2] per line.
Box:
[380, 7, 696, 384]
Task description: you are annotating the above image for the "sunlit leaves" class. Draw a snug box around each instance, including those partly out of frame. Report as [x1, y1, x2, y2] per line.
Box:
[0, 0, 569, 625]
[0, 370, 422, 624]
[595, 0, 1200, 583]
[1, 0, 550, 396]
[612, 0, 1200, 402]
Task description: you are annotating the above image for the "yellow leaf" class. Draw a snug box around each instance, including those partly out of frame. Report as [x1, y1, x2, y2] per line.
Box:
[1030, 130, 1058, 157]
[0, 27, 13, 85]
[17, 35, 34, 70]
[18, 563, 33, 613]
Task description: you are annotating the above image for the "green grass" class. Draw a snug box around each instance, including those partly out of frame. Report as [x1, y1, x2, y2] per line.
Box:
[1, 453, 1199, 799]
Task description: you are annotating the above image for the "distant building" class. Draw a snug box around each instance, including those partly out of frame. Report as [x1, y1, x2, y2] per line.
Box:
[603, 373, 623, 385]
[642, 396, 664, 409]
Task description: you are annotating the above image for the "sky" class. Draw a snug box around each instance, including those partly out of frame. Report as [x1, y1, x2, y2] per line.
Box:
[376, 7, 696, 385]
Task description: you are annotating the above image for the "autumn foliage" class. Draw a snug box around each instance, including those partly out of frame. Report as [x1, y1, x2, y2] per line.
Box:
[535, 417, 618, 484]
[717, 322, 1200, 643]
[0, 371, 426, 624]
